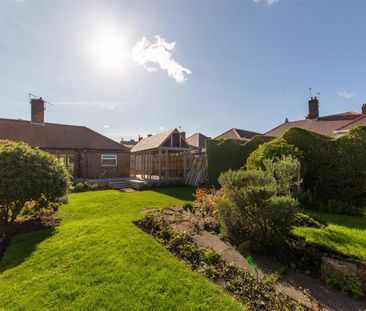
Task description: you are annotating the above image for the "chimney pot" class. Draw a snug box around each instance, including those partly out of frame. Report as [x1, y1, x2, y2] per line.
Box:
[30, 97, 45, 124]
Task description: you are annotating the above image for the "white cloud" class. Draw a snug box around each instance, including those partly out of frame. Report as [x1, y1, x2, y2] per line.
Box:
[103, 125, 110, 128]
[337, 91, 357, 99]
[159, 126, 164, 130]
[132, 35, 191, 83]
[254, 0, 279, 5]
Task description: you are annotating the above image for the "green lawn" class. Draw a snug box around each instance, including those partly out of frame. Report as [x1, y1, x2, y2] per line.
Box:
[0, 188, 244, 311]
[293, 210, 366, 260]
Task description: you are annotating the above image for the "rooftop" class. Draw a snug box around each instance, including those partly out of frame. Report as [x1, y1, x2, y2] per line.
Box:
[0, 118, 128, 151]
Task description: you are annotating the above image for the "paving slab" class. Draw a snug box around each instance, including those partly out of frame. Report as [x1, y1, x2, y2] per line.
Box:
[192, 231, 261, 278]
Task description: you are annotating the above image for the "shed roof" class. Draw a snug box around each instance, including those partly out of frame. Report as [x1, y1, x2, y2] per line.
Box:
[0, 118, 128, 151]
[131, 129, 190, 153]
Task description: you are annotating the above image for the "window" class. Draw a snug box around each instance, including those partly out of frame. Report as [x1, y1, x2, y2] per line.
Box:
[53, 153, 75, 176]
[101, 154, 117, 167]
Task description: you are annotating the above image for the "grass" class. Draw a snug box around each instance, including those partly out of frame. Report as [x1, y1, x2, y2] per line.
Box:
[293, 210, 366, 260]
[0, 187, 244, 311]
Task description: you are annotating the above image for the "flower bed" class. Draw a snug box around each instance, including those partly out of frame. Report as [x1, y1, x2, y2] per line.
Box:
[136, 214, 308, 311]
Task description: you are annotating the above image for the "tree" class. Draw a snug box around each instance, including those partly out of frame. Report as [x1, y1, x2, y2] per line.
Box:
[0, 140, 70, 226]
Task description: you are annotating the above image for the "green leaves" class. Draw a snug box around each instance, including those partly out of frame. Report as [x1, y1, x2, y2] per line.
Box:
[246, 137, 301, 171]
[217, 168, 298, 248]
[0, 140, 70, 225]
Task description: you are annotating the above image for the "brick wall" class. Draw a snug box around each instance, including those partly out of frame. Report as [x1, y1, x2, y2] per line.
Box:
[83, 150, 130, 178]
[45, 148, 130, 179]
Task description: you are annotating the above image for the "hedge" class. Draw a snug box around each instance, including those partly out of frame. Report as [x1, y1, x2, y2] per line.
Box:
[282, 127, 366, 213]
[282, 128, 331, 192]
[206, 135, 273, 186]
[318, 127, 366, 208]
[208, 127, 366, 214]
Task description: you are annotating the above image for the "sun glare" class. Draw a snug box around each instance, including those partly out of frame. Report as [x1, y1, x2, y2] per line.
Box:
[89, 29, 128, 70]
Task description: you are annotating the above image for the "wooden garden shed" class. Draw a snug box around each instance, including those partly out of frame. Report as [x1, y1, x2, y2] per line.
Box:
[130, 129, 192, 180]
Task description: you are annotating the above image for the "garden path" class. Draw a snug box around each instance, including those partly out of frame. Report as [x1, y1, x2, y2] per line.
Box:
[193, 229, 366, 311]
[158, 206, 366, 311]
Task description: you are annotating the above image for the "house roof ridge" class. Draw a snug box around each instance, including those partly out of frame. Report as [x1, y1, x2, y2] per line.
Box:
[0, 118, 128, 151]
[335, 114, 366, 131]
[131, 128, 177, 152]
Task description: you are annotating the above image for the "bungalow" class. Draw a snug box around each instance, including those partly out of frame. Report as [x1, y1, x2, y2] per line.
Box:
[266, 97, 366, 137]
[186, 132, 210, 153]
[0, 97, 130, 179]
[215, 128, 261, 140]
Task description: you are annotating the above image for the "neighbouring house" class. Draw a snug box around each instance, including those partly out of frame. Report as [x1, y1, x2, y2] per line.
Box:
[130, 128, 192, 180]
[186, 132, 210, 153]
[121, 138, 138, 149]
[0, 97, 130, 179]
[333, 110, 366, 136]
[215, 128, 261, 140]
[266, 97, 366, 137]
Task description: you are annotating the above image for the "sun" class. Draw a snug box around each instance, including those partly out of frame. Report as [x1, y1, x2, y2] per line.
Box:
[89, 29, 128, 69]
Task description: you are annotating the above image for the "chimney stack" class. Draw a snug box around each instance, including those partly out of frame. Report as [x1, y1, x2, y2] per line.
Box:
[362, 104, 366, 115]
[307, 96, 319, 120]
[31, 97, 45, 124]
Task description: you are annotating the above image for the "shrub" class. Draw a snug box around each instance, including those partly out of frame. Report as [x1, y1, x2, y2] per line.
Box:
[262, 155, 301, 197]
[206, 135, 273, 187]
[218, 169, 298, 248]
[294, 213, 326, 229]
[20, 195, 59, 216]
[321, 267, 364, 297]
[192, 188, 223, 218]
[72, 182, 97, 193]
[246, 137, 301, 171]
[0, 140, 70, 226]
[263, 235, 323, 275]
[191, 188, 223, 232]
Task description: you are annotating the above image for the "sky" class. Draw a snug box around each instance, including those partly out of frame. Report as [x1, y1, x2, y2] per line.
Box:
[1, 0, 366, 142]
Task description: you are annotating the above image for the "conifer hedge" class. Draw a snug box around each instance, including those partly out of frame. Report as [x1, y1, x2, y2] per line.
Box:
[282, 128, 331, 192]
[207, 127, 366, 214]
[206, 135, 273, 186]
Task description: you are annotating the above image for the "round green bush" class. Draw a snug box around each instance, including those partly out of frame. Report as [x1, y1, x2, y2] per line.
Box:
[218, 169, 298, 248]
[246, 137, 301, 171]
[0, 140, 70, 225]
